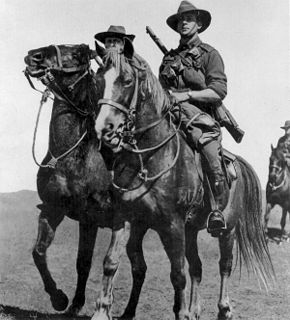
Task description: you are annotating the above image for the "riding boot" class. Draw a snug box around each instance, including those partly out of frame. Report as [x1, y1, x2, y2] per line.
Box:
[201, 140, 227, 236]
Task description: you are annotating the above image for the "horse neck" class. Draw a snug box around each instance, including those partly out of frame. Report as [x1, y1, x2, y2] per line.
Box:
[135, 78, 172, 148]
[48, 99, 87, 154]
[48, 73, 99, 153]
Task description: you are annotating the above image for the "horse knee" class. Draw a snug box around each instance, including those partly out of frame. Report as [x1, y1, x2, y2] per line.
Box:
[103, 255, 119, 277]
[170, 269, 186, 289]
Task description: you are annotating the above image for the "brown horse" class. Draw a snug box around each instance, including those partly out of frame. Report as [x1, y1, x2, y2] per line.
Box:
[92, 47, 275, 320]
[24, 44, 118, 315]
[264, 145, 290, 243]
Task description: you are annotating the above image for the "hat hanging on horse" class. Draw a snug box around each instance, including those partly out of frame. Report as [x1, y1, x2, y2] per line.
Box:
[94, 25, 135, 43]
[281, 120, 290, 130]
[166, 0, 211, 33]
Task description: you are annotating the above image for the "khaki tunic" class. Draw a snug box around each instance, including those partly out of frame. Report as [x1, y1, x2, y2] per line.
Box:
[159, 36, 227, 146]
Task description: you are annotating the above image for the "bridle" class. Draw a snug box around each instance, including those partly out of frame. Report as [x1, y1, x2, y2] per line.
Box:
[97, 62, 182, 192]
[25, 45, 92, 117]
[268, 161, 287, 191]
[25, 45, 94, 169]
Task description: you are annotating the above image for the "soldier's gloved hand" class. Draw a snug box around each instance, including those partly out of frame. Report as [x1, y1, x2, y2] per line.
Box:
[168, 90, 189, 103]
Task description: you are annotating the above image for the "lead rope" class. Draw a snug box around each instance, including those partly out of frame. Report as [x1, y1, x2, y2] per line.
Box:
[32, 89, 87, 169]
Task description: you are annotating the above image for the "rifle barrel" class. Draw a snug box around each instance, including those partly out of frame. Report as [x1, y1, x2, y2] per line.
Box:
[146, 26, 168, 55]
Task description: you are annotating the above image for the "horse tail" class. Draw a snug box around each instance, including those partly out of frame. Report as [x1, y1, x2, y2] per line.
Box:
[235, 155, 276, 290]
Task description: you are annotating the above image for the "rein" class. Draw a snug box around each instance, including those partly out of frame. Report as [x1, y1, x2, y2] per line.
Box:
[32, 90, 87, 169]
[27, 45, 95, 169]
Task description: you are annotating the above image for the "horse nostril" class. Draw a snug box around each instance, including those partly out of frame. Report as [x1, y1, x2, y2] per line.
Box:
[102, 123, 115, 138]
[107, 123, 114, 131]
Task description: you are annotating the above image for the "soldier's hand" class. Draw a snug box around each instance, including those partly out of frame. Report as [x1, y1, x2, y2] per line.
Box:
[169, 90, 189, 103]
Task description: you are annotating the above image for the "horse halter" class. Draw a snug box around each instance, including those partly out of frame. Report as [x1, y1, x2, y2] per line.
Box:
[96, 62, 182, 192]
[26, 45, 93, 169]
[98, 66, 139, 137]
[25, 45, 92, 117]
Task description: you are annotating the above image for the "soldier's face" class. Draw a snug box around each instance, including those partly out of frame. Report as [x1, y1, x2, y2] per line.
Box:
[286, 128, 290, 135]
[105, 37, 125, 52]
[177, 12, 202, 38]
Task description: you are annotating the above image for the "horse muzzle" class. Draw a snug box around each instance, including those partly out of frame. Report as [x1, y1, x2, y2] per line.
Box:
[24, 54, 48, 77]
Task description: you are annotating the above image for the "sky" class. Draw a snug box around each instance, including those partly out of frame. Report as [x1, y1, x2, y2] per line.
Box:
[0, 0, 289, 192]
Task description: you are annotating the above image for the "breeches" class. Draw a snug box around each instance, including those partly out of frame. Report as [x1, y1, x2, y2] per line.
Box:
[175, 102, 221, 147]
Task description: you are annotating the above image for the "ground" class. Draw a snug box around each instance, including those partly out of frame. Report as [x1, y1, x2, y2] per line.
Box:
[0, 191, 289, 320]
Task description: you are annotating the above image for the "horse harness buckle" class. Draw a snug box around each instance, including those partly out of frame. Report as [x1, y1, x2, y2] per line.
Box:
[38, 70, 55, 86]
[121, 130, 136, 144]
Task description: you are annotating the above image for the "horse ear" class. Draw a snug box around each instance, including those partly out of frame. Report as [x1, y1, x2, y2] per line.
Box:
[90, 49, 104, 67]
[123, 37, 134, 59]
[95, 40, 106, 58]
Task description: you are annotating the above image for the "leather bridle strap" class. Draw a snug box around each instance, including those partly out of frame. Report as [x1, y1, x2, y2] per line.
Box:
[269, 169, 286, 191]
[98, 98, 130, 115]
[97, 67, 139, 117]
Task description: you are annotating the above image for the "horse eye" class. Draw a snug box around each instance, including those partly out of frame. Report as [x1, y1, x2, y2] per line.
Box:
[124, 78, 133, 87]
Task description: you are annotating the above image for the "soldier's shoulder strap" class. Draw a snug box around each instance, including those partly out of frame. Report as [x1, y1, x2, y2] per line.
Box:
[197, 42, 215, 55]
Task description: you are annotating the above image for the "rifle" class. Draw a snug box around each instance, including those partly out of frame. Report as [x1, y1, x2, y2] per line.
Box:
[214, 104, 245, 143]
[146, 26, 245, 144]
[146, 26, 168, 55]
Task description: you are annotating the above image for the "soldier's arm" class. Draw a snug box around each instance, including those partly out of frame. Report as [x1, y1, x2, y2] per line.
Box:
[187, 88, 221, 104]
[187, 49, 227, 105]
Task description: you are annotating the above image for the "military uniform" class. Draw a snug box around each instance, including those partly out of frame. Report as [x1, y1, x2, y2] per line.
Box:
[159, 36, 227, 147]
[160, 0, 229, 235]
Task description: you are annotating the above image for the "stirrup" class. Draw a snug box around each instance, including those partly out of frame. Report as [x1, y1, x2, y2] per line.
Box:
[206, 209, 227, 237]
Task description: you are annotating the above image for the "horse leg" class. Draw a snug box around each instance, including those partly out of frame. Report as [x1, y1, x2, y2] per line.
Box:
[32, 206, 68, 311]
[185, 226, 202, 320]
[158, 220, 189, 320]
[264, 203, 273, 235]
[217, 229, 235, 320]
[119, 222, 148, 320]
[67, 218, 98, 315]
[280, 208, 288, 242]
[92, 226, 127, 320]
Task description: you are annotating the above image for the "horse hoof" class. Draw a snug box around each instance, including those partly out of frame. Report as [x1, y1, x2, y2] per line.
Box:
[50, 289, 69, 311]
[218, 305, 233, 320]
[217, 310, 233, 320]
[66, 304, 83, 316]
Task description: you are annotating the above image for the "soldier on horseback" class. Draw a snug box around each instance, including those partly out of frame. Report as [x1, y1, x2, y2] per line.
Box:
[276, 120, 290, 166]
[159, 0, 228, 234]
[94, 25, 135, 53]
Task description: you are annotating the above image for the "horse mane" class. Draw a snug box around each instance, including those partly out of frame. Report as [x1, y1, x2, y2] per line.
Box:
[271, 146, 285, 161]
[133, 53, 171, 115]
[103, 49, 171, 115]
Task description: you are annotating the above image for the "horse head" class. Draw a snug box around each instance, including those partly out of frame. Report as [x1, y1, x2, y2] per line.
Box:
[94, 45, 169, 151]
[25, 44, 93, 78]
[24, 44, 102, 116]
[268, 146, 287, 187]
